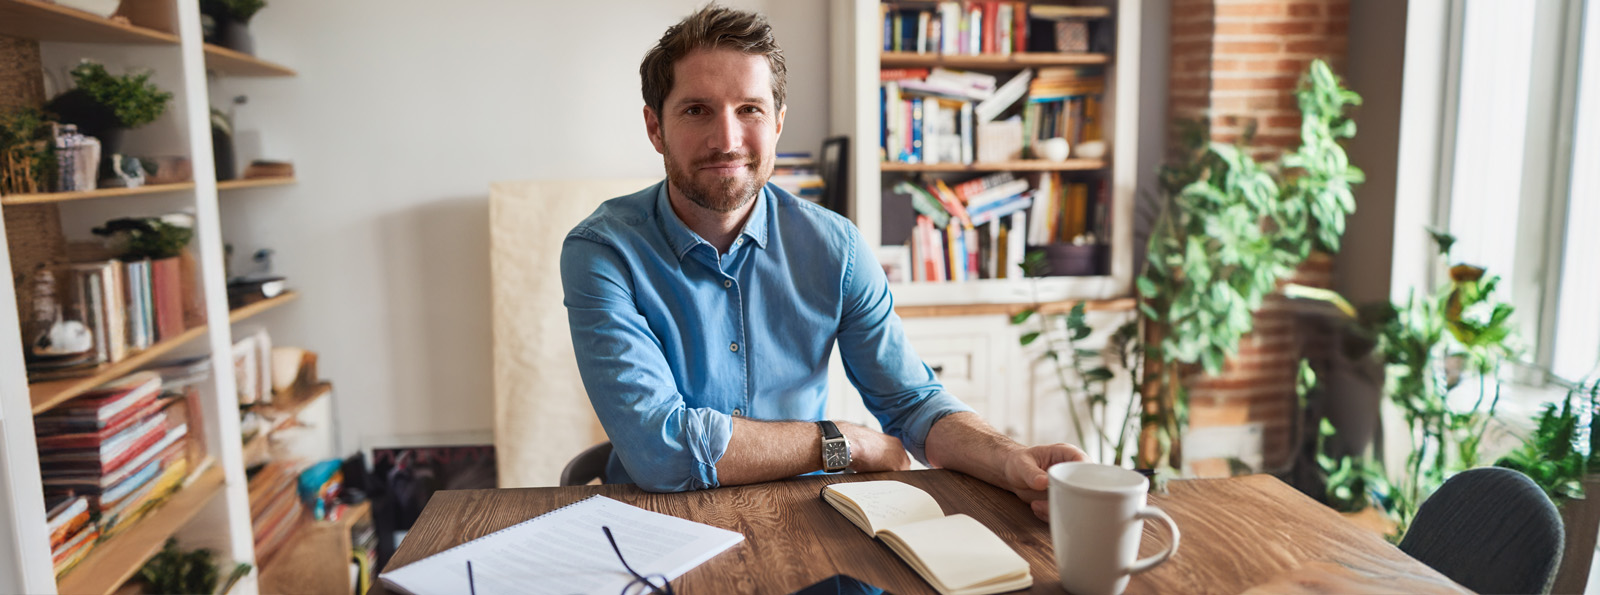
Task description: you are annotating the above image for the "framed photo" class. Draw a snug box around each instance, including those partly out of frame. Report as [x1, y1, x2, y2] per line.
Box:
[874, 246, 912, 284]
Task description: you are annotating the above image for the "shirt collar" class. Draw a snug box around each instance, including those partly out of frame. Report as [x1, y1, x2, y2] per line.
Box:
[655, 182, 771, 260]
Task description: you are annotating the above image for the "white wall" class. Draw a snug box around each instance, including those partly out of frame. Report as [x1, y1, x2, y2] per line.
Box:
[212, 0, 829, 453]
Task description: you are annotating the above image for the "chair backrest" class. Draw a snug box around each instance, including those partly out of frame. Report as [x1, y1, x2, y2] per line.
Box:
[1398, 467, 1564, 594]
[560, 441, 614, 487]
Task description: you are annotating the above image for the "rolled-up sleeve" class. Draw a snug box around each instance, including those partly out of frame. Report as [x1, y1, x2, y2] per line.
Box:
[560, 232, 732, 492]
[834, 227, 973, 463]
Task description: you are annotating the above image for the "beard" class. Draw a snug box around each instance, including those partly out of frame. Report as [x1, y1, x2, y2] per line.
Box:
[663, 146, 772, 213]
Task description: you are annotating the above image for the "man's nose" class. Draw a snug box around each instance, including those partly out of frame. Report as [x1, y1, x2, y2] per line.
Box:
[708, 109, 742, 153]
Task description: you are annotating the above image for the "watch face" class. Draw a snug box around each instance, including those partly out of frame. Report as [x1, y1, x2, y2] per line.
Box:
[824, 442, 849, 469]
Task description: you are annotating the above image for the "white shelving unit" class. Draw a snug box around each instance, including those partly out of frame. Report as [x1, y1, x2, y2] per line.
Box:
[827, 0, 1140, 307]
[0, 0, 297, 592]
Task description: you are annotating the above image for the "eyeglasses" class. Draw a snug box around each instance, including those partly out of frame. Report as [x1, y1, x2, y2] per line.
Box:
[604, 525, 674, 595]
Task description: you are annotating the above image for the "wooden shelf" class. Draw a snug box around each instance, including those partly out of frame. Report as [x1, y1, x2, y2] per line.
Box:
[881, 51, 1108, 69]
[203, 44, 296, 77]
[881, 159, 1105, 172]
[29, 291, 299, 415]
[0, 0, 178, 44]
[336, 500, 371, 531]
[55, 466, 226, 595]
[897, 296, 1135, 318]
[0, 183, 196, 206]
[218, 177, 296, 191]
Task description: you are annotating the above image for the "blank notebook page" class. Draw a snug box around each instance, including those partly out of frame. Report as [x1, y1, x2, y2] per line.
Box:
[379, 495, 744, 595]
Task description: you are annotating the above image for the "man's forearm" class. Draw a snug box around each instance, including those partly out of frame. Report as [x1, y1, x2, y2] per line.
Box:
[715, 417, 913, 487]
[924, 411, 1025, 487]
[715, 417, 825, 486]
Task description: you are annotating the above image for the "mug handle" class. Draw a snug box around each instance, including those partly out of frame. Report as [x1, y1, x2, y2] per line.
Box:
[1128, 506, 1180, 574]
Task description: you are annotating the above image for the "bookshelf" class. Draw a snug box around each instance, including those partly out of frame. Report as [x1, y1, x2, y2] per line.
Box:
[822, 0, 1141, 449]
[829, 0, 1138, 307]
[0, 0, 303, 593]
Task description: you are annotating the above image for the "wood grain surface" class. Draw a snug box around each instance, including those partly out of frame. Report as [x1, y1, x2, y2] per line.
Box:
[373, 470, 1467, 594]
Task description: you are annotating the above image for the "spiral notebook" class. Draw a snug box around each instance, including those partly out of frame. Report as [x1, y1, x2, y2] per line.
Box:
[378, 495, 744, 595]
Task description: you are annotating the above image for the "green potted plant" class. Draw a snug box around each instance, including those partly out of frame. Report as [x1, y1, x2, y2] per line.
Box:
[200, 0, 268, 55]
[1496, 381, 1600, 593]
[0, 106, 57, 195]
[45, 60, 172, 155]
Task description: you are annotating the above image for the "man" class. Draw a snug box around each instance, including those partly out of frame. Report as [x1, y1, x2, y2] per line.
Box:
[560, 4, 1085, 520]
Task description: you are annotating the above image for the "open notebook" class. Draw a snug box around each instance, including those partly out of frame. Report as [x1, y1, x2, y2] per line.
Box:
[379, 495, 743, 595]
[822, 480, 1032, 595]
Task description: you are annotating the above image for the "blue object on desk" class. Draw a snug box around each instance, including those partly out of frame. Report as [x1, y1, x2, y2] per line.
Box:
[790, 574, 891, 595]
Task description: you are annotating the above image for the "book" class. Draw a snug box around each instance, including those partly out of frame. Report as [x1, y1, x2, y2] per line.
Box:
[379, 495, 744, 595]
[822, 480, 1031, 595]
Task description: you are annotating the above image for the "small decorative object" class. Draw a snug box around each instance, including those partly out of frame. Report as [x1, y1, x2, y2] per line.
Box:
[1074, 140, 1107, 160]
[200, 0, 267, 55]
[25, 269, 94, 363]
[1055, 20, 1090, 52]
[100, 154, 147, 189]
[45, 60, 172, 156]
[52, 124, 100, 192]
[977, 118, 1025, 163]
[1038, 137, 1071, 162]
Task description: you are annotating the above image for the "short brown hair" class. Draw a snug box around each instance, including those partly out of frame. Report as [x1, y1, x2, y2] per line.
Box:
[640, 4, 787, 117]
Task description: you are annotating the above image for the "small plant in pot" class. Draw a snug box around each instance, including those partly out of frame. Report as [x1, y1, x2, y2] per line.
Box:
[45, 60, 171, 156]
[200, 0, 267, 55]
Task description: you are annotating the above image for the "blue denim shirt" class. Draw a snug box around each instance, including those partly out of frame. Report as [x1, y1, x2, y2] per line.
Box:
[560, 181, 972, 492]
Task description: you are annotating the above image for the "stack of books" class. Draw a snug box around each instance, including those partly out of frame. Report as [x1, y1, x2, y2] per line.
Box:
[248, 461, 306, 566]
[894, 171, 1110, 282]
[770, 153, 825, 203]
[882, 68, 1041, 164]
[45, 495, 95, 577]
[881, 2, 1106, 56]
[34, 371, 192, 537]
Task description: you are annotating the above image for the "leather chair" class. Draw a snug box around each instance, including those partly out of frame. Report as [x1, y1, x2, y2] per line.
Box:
[559, 441, 613, 487]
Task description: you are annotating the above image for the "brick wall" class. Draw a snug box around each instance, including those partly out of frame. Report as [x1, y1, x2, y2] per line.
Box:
[1167, 0, 1348, 476]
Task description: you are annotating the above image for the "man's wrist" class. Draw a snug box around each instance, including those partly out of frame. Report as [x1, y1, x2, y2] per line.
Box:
[817, 420, 851, 473]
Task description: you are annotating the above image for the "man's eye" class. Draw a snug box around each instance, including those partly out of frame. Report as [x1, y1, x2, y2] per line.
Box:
[741, 106, 763, 114]
[684, 106, 705, 116]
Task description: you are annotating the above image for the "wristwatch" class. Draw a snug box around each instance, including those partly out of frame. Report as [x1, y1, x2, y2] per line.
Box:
[818, 420, 851, 473]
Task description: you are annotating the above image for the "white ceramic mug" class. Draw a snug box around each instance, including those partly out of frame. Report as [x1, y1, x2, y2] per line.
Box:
[1048, 463, 1180, 595]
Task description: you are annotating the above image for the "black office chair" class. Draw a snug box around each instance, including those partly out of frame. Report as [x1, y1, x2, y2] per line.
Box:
[1398, 467, 1564, 594]
[560, 441, 613, 487]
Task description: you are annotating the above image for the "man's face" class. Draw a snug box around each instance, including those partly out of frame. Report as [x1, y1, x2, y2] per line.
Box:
[645, 49, 785, 214]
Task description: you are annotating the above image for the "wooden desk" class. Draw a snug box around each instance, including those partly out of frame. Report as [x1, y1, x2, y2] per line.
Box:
[374, 470, 1466, 594]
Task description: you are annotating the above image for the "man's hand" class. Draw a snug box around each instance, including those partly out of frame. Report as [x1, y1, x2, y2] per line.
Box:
[925, 412, 1088, 521]
[841, 422, 912, 473]
[998, 444, 1088, 521]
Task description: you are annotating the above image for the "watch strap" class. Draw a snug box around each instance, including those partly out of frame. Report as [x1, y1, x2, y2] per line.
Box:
[817, 420, 844, 440]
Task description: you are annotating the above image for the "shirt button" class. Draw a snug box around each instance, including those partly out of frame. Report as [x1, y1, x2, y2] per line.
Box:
[730, 342, 739, 352]
[735, 238, 744, 245]
[732, 408, 742, 416]
[723, 280, 732, 288]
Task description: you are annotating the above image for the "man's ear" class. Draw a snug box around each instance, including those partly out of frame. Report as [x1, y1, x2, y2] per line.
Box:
[644, 106, 666, 155]
[775, 104, 786, 140]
